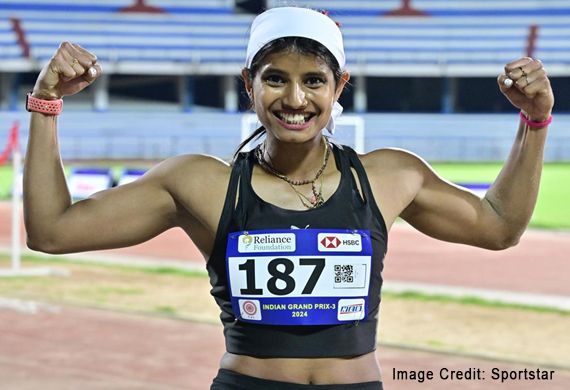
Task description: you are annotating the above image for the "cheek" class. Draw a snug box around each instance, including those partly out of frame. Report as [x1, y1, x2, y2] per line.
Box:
[253, 88, 278, 111]
[313, 88, 335, 110]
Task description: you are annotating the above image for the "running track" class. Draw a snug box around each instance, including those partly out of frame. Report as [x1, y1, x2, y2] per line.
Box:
[1, 202, 570, 389]
[3, 202, 568, 296]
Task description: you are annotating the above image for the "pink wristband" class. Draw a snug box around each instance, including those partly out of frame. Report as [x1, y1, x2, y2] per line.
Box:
[26, 93, 63, 115]
[519, 111, 552, 129]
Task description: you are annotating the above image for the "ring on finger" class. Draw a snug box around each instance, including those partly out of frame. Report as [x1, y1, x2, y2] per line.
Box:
[70, 57, 79, 66]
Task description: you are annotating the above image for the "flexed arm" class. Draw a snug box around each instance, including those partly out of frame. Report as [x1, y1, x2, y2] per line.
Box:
[23, 43, 179, 253]
[484, 57, 554, 243]
[398, 57, 554, 249]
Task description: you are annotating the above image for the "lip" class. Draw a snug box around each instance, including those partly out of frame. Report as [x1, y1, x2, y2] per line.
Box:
[273, 112, 316, 131]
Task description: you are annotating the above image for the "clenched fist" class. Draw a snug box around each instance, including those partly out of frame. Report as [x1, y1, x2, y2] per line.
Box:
[32, 42, 102, 100]
[498, 57, 554, 122]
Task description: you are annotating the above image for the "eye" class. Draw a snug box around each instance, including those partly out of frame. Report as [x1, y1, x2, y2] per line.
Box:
[306, 76, 326, 87]
[264, 74, 285, 86]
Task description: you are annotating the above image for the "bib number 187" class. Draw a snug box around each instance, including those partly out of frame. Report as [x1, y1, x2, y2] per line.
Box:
[238, 258, 324, 296]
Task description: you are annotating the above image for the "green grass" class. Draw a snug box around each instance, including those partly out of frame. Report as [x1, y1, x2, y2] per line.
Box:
[5, 252, 207, 277]
[382, 291, 570, 315]
[3, 253, 568, 316]
[432, 163, 570, 229]
[2, 162, 569, 229]
[0, 166, 11, 198]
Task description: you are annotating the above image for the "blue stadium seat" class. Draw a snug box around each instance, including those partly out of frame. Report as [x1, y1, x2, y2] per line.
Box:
[0, 0, 234, 15]
[0, 0, 568, 76]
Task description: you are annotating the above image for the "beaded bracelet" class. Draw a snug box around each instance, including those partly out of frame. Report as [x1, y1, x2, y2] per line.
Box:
[519, 111, 553, 129]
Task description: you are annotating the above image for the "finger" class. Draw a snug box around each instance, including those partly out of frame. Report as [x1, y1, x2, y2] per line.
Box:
[50, 56, 79, 81]
[58, 62, 103, 96]
[57, 42, 97, 78]
[519, 73, 551, 99]
[69, 43, 98, 67]
[515, 73, 529, 89]
[506, 58, 543, 81]
[58, 50, 89, 77]
[525, 59, 547, 80]
[497, 74, 514, 92]
[70, 58, 87, 77]
[504, 56, 533, 75]
[82, 63, 102, 83]
[516, 65, 548, 95]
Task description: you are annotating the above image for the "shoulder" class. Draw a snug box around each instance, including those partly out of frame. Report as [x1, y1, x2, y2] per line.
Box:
[146, 153, 230, 181]
[359, 147, 431, 180]
[141, 153, 232, 198]
[358, 148, 433, 219]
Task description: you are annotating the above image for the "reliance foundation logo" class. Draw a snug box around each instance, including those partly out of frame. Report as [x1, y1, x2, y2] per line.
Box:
[238, 233, 296, 253]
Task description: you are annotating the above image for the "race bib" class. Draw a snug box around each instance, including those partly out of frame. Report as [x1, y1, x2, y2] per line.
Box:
[226, 229, 372, 325]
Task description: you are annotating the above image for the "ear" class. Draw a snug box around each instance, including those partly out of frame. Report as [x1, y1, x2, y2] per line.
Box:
[334, 71, 350, 101]
[241, 68, 253, 98]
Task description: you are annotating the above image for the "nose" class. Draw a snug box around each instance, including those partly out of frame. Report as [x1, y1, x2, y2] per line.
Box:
[283, 82, 307, 109]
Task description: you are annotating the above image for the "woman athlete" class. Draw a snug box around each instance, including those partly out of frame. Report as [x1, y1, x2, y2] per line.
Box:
[24, 7, 554, 390]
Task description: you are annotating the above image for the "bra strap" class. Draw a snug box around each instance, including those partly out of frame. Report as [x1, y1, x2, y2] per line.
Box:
[217, 153, 245, 232]
[344, 147, 386, 228]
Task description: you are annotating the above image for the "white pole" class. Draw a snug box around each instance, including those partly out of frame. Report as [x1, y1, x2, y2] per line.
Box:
[223, 75, 238, 113]
[11, 145, 21, 271]
[354, 117, 365, 154]
[1, 123, 61, 278]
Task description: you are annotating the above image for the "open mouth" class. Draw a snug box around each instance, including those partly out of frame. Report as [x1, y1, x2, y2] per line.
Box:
[274, 111, 315, 125]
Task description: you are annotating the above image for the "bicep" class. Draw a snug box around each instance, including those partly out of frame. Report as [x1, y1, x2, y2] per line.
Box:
[399, 157, 508, 249]
[36, 166, 179, 254]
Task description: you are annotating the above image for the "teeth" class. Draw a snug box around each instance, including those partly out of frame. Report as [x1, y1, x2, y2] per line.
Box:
[278, 113, 310, 125]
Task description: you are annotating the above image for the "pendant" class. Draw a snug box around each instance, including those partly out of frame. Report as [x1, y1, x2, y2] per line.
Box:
[310, 193, 324, 207]
[310, 182, 324, 207]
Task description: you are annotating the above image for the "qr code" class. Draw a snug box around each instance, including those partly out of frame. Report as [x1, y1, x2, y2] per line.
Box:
[334, 264, 354, 283]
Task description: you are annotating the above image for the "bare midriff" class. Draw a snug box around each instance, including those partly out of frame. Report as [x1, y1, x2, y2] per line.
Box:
[219, 351, 382, 385]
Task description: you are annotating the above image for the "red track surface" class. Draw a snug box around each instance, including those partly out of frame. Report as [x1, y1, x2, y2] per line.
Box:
[2, 305, 569, 389]
[3, 202, 568, 295]
[1, 202, 569, 388]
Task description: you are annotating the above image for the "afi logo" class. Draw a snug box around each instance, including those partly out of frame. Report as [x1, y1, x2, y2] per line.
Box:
[321, 236, 341, 248]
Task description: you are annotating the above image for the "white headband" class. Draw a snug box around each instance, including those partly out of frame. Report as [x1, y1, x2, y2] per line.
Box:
[245, 7, 345, 69]
[245, 7, 346, 133]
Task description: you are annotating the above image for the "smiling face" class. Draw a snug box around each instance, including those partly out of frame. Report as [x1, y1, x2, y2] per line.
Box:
[243, 49, 348, 144]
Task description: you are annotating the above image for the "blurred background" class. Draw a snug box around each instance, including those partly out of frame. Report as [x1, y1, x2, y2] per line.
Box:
[0, 2, 569, 388]
[1, 0, 569, 227]
[0, 0, 570, 162]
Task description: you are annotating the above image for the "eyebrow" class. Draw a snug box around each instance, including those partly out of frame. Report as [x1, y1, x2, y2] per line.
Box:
[260, 67, 328, 78]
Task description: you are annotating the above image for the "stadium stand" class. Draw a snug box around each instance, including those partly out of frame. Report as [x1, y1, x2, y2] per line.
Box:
[1, 1, 569, 162]
[0, 0, 569, 76]
[267, 0, 570, 17]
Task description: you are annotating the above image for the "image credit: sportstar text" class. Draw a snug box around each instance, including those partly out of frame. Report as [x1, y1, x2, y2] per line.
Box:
[392, 367, 555, 383]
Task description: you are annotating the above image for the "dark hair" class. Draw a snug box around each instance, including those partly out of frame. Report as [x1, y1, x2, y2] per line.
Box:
[233, 36, 344, 160]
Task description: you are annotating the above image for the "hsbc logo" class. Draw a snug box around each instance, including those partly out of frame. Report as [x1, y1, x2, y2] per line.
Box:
[318, 233, 362, 252]
[321, 236, 341, 248]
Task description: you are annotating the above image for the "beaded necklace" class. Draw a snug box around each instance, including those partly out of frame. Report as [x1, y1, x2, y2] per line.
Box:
[255, 138, 331, 209]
